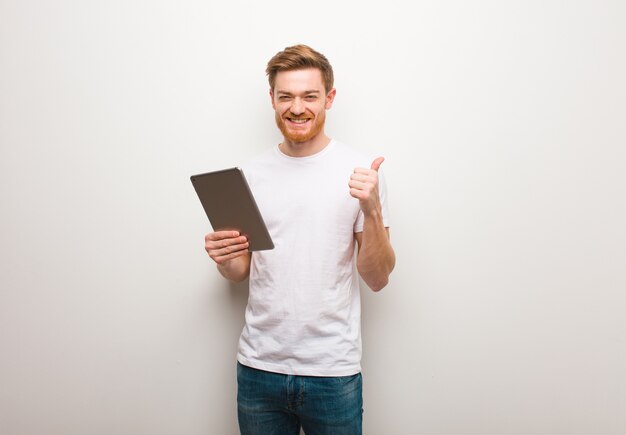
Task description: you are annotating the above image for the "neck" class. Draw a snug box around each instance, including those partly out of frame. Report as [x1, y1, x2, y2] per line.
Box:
[280, 133, 331, 157]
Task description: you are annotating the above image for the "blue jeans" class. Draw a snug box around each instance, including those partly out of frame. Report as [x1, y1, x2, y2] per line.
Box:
[237, 362, 363, 435]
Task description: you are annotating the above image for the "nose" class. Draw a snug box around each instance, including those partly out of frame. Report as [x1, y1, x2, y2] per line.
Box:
[290, 97, 305, 116]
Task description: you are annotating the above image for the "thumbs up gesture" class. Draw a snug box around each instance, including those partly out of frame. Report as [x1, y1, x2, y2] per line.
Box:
[349, 157, 384, 215]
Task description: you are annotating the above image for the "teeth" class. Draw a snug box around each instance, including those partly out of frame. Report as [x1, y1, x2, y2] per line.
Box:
[290, 119, 309, 124]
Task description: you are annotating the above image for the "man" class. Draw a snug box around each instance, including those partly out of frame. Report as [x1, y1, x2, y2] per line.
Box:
[204, 45, 395, 435]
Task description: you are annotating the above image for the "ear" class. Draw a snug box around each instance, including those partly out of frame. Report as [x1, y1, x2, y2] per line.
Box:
[325, 88, 336, 110]
[270, 88, 275, 109]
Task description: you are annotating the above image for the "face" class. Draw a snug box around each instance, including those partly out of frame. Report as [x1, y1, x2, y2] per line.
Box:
[271, 68, 336, 144]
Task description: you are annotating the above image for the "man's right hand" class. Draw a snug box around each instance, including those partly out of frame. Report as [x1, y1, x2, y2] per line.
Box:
[205, 231, 251, 283]
[205, 231, 250, 265]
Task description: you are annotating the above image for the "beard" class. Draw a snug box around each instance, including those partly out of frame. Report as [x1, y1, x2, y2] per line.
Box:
[275, 110, 326, 144]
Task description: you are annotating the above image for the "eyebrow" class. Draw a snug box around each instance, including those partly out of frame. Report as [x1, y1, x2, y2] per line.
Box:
[276, 90, 321, 96]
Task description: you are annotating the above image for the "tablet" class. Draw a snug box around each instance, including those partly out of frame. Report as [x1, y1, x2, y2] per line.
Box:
[190, 167, 274, 251]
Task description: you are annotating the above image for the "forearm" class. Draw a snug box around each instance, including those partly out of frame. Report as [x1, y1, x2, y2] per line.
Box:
[356, 210, 395, 292]
[216, 253, 251, 283]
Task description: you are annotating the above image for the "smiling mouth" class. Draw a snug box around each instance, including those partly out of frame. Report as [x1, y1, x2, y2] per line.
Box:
[287, 117, 311, 125]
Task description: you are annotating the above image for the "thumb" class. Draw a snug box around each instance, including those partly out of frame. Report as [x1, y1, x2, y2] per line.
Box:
[370, 156, 385, 172]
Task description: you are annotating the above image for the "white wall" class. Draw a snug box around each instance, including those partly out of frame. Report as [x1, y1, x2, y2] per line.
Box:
[1, 1, 625, 434]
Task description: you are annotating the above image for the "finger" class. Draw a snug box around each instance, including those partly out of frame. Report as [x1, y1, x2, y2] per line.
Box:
[212, 243, 249, 259]
[206, 230, 240, 241]
[352, 167, 370, 174]
[350, 172, 375, 182]
[349, 188, 367, 199]
[213, 248, 250, 264]
[370, 156, 385, 172]
[352, 168, 378, 181]
[206, 236, 248, 250]
[348, 179, 368, 190]
[208, 241, 250, 258]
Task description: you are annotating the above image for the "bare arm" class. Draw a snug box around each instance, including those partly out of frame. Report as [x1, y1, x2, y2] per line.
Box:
[355, 224, 395, 292]
[205, 231, 252, 283]
[349, 157, 396, 292]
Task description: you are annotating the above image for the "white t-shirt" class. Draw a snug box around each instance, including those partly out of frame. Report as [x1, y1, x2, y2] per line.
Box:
[236, 139, 389, 376]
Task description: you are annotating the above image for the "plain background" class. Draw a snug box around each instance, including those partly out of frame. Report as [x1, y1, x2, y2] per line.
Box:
[1, 1, 625, 434]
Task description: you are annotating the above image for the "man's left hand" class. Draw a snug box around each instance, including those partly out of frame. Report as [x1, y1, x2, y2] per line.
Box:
[349, 157, 384, 215]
